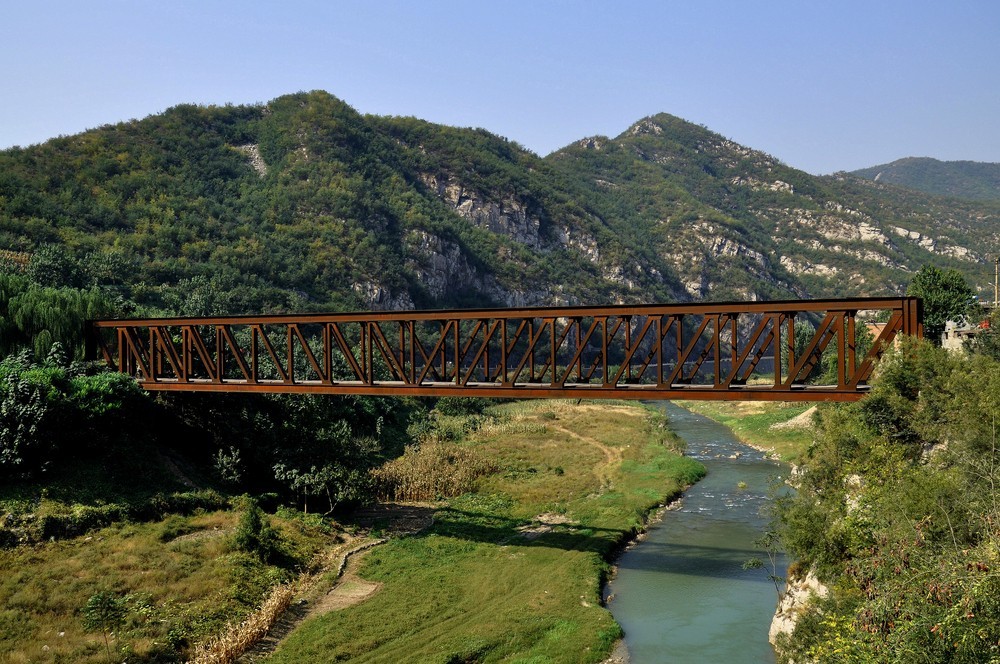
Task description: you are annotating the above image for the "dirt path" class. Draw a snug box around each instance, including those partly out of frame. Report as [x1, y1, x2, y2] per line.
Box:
[236, 503, 435, 662]
[551, 424, 623, 490]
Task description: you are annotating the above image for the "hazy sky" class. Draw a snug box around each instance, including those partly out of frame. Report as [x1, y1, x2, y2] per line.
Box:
[3, 1, 998, 174]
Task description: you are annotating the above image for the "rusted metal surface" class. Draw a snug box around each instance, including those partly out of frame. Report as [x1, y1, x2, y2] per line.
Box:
[86, 297, 922, 402]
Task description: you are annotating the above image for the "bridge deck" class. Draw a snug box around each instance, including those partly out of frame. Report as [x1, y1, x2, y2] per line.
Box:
[87, 297, 921, 402]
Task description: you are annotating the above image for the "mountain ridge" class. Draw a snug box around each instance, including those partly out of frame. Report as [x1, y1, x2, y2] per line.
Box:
[1, 91, 997, 317]
[852, 156, 1000, 201]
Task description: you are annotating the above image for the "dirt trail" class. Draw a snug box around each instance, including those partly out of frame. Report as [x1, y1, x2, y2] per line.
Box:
[551, 424, 623, 490]
[237, 503, 435, 662]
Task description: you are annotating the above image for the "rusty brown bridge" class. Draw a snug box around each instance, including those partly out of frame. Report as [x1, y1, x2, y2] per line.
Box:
[86, 297, 922, 403]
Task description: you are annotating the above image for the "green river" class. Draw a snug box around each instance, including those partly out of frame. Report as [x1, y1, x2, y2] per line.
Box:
[606, 402, 790, 663]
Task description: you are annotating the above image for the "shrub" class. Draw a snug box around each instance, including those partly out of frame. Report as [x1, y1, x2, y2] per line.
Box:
[232, 498, 281, 563]
[82, 590, 128, 662]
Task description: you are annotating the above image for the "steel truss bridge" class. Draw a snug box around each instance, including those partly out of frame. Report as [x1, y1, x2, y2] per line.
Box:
[86, 297, 922, 403]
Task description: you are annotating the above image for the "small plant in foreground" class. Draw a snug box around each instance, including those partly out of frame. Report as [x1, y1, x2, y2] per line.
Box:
[82, 590, 128, 662]
[743, 530, 785, 600]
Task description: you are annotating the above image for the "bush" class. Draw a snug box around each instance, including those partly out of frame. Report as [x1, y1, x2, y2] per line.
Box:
[232, 498, 281, 563]
[0, 351, 148, 478]
[435, 397, 494, 416]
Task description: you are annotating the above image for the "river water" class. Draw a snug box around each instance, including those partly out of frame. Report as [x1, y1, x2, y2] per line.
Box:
[606, 402, 789, 663]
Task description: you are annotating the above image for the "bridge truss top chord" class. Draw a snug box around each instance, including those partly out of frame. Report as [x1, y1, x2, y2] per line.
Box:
[87, 297, 922, 402]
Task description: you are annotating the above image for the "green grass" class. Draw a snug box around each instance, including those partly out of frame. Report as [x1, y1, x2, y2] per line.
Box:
[0, 509, 334, 662]
[268, 400, 705, 663]
[675, 400, 815, 462]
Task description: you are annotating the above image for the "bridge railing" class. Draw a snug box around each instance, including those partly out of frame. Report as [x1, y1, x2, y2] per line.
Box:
[86, 297, 922, 402]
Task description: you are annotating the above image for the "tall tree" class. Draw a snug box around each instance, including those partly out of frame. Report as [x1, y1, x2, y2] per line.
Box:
[906, 265, 978, 343]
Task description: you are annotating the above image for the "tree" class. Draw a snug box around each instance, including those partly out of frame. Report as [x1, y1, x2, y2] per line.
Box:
[906, 265, 978, 343]
[81, 591, 127, 662]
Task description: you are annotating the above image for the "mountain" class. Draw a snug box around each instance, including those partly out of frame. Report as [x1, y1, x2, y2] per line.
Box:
[548, 115, 1000, 300]
[1, 91, 998, 318]
[0, 92, 693, 315]
[852, 157, 1000, 201]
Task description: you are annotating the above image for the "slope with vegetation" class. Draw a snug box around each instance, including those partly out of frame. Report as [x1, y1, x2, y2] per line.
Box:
[0, 91, 690, 318]
[2, 90, 999, 320]
[853, 157, 1000, 202]
[548, 115, 1000, 301]
[772, 331, 1000, 662]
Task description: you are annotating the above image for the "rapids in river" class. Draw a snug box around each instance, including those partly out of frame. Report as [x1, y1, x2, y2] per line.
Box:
[606, 402, 789, 663]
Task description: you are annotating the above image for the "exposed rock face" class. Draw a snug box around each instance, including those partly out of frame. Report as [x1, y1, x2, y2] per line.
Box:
[406, 230, 477, 300]
[891, 226, 976, 261]
[555, 225, 601, 263]
[375, 230, 556, 309]
[419, 173, 542, 248]
[770, 570, 829, 655]
[235, 144, 268, 177]
[628, 119, 664, 136]
[578, 136, 606, 150]
[351, 281, 414, 311]
[780, 256, 839, 277]
[732, 176, 794, 194]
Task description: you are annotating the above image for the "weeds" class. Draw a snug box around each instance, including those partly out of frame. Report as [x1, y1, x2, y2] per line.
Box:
[371, 443, 499, 501]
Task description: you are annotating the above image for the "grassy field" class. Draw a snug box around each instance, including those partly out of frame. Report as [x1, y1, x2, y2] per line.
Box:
[0, 400, 703, 663]
[267, 400, 705, 663]
[675, 400, 816, 462]
[0, 503, 336, 662]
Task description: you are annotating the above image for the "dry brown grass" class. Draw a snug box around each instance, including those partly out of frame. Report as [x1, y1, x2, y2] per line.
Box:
[186, 583, 294, 664]
[370, 443, 499, 502]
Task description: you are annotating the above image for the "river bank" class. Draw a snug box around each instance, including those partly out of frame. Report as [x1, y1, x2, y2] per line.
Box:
[265, 400, 706, 662]
[676, 400, 816, 462]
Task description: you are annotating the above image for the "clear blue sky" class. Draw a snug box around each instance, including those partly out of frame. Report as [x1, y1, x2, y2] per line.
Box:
[3, 1, 998, 174]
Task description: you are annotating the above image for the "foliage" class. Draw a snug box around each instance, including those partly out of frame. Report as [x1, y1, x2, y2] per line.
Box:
[81, 590, 128, 662]
[232, 498, 282, 563]
[0, 348, 143, 478]
[742, 530, 785, 600]
[0, 272, 113, 360]
[906, 264, 978, 342]
[434, 396, 496, 416]
[774, 336, 1000, 663]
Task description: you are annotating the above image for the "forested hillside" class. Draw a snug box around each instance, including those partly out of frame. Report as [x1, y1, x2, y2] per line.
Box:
[2, 90, 999, 328]
[853, 156, 1000, 201]
[0, 91, 689, 322]
[549, 116, 1000, 300]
